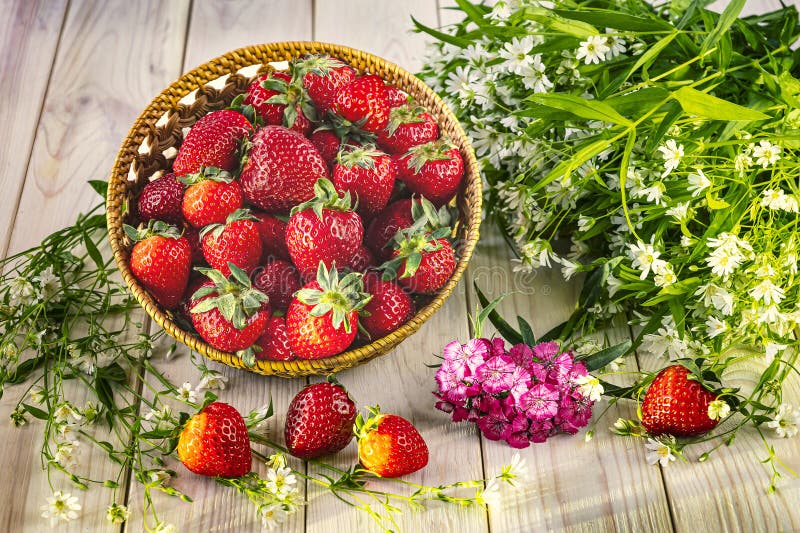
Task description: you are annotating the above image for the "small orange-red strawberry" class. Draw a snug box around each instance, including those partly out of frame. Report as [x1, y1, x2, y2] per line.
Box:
[255, 315, 295, 361]
[356, 406, 428, 478]
[297, 55, 357, 116]
[180, 167, 244, 228]
[396, 139, 464, 206]
[333, 74, 390, 133]
[332, 144, 397, 219]
[376, 106, 438, 156]
[253, 259, 301, 312]
[137, 173, 184, 225]
[383, 228, 456, 295]
[385, 84, 410, 108]
[239, 125, 329, 213]
[125, 221, 191, 310]
[200, 209, 263, 276]
[252, 211, 290, 262]
[641, 365, 721, 437]
[190, 266, 270, 364]
[242, 71, 313, 134]
[284, 377, 357, 459]
[173, 109, 253, 175]
[286, 263, 371, 359]
[360, 272, 414, 339]
[285, 178, 364, 279]
[177, 402, 252, 477]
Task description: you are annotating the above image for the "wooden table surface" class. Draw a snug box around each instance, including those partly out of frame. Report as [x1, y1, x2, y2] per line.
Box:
[1, 1, 800, 531]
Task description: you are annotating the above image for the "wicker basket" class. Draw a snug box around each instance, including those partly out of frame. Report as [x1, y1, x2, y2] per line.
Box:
[107, 42, 481, 377]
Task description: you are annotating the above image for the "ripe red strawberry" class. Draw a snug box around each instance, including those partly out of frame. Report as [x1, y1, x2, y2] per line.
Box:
[376, 106, 438, 156]
[180, 167, 243, 228]
[255, 315, 294, 361]
[125, 221, 191, 310]
[177, 274, 207, 324]
[332, 145, 397, 219]
[242, 71, 312, 134]
[284, 378, 357, 459]
[173, 109, 253, 175]
[396, 140, 464, 206]
[239, 125, 329, 213]
[355, 406, 428, 478]
[333, 74, 390, 133]
[285, 178, 364, 279]
[360, 272, 414, 339]
[182, 225, 205, 264]
[253, 259, 301, 312]
[384, 228, 456, 295]
[310, 129, 342, 167]
[347, 245, 375, 273]
[252, 211, 290, 261]
[190, 266, 270, 363]
[201, 210, 263, 276]
[177, 402, 252, 477]
[297, 55, 357, 116]
[365, 197, 451, 261]
[286, 263, 371, 359]
[385, 84, 410, 108]
[641, 365, 721, 437]
[137, 173, 184, 224]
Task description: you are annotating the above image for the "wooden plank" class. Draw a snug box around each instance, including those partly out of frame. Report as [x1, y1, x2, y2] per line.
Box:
[467, 225, 674, 532]
[0, 1, 189, 532]
[0, 0, 67, 256]
[306, 2, 488, 532]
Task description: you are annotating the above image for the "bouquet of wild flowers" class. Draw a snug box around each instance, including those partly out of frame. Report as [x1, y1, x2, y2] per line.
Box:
[418, 0, 800, 487]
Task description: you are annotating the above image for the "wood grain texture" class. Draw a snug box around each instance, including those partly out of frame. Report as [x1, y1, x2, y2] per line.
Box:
[0, 0, 67, 257]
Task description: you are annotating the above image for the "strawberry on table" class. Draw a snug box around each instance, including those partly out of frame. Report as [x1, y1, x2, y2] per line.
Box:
[252, 258, 301, 312]
[241, 71, 313, 134]
[190, 265, 270, 365]
[173, 109, 253, 176]
[286, 263, 371, 359]
[285, 178, 364, 279]
[333, 74, 390, 134]
[239, 125, 329, 213]
[382, 227, 456, 295]
[284, 377, 358, 459]
[376, 106, 438, 156]
[177, 402, 252, 478]
[201, 209, 263, 276]
[180, 166, 244, 228]
[355, 406, 428, 478]
[296, 54, 357, 116]
[360, 272, 414, 340]
[254, 315, 295, 362]
[332, 144, 397, 219]
[137, 173, 184, 225]
[641, 365, 722, 437]
[125, 221, 191, 310]
[396, 139, 464, 207]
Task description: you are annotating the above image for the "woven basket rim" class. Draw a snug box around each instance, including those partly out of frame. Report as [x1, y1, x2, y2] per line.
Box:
[106, 41, 481, 377]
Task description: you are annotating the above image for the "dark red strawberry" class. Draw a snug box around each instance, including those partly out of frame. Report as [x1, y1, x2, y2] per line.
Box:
[177, 402, 252, 477]
[347, 245, 375, 273]
[239, 125, 329, 213]
[360, 272, 414, 339]
[383, 228, 456, 295]
[253, 259, 301, 312]
[355, 406, 428, 478]
[242, 71, 313, 134]
[254, 315, 294, 361]
[173, 109, 253, 175]
[332, 144, 397, 219]
[137, 173, 184, 224]
[333, 75, 390, 133]
[252, 211, 290, 261]
[396, 140, 464, 206]
[178, 274, 207, 323]
[284, 378, 358, 459]
[310, 129, 342, 167]
[190, 266, 270, 364]
[125, 221, 191, 310]
[365, 197, 451, 261]
[641, 365, 721, 437]
[285, 178, 364, 279]
[286, 264, 371, 359]
[180, 167, 243, 228]
[182, 225, 205, 264]
[297, 55, 357, 115]
[201, 210, 263, 276]
[376, 106, 439, 155]
[385, 84, 410, 108]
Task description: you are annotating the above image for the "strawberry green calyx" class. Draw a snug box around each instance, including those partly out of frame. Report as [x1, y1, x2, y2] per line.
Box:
[354, 405, 384, 440]
[381, 227, 452, 280]
[403, 139, 457, 174]
[177, 166, 234, 186]
[295, 262, 371, 334]
[228, 93, 263, 128]
[386, 106, 426, 136]
[409, 196, 452, 234]
[191, 263, 269, 330]
[123, 220, 183, 242]
[336, 144, 384, 170]
[293, 54, 348, 79]
[291, 178, 356, 220]
[260, 74, 318, 128]
[325, 110, 378, 144]
[199, 208, 259, 241]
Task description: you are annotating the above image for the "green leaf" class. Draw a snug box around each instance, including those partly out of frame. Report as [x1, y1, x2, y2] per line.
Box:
[582, 340, 632, 372]
[671, 87, 770, 121]
[552, 9, 673, 32]
[412, 16, 471, 47]
[83, 230, 104, 270]
[530, 138, 610, 194]
[605, 87, 671, 117]
[88, 180, 108, 198]
[473, 282, 522, 344]
[528, 93, 632, 126]
[453, 0, 489, 27]
[22, 403, 49, 420]
[705, 190, 730, 210]
[700, 0, 746, 56]
[7, 357, 44, 384]
[517, 316, 536, 346]
[524, 7, 598, 38]
[620, 32, 678, 86]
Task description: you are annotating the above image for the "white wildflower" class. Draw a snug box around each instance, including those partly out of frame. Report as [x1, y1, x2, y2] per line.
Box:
[478, 478, 502, 507]
[628, 241, 661, 280]
[154, 522, 178, 533]
[705, 316, 728, 338]
[680, 235, 695, 248]
[106, 503, 130, 524]
[40, 491, 81, 526]
[8, 277, 35, 307]
[687, 169, 711, 196]
[33, 266, 60, 301]
[636, 181, 666, 205]
[764, 342, 788, 364]
[265, 466, 297, 499]
[499, 36, 538, 74]
[653, 262, 677, 288]
[606, 272, 623, 297]
[658, 139, 684, 177]
[707, 400, 731, 421]
[446, 65, 477, 101]
[645, 438, 676, 467]
[197, 372, 228, 391]
[176, 382, 197, 404]
[53, 402, 83, 424]
[694, 283, 734, 315]
[766, 404, 800, 438]
[734, 152, 753, 175]
[604, 31, 627, 57]
[706, 248, 742, 279]
[576, 35, 610, 64]
[666, 202, 691, 224]
[749, 279, 785, 306]
[575, 374, 604, 402]
[54, 440, 80, 468]
[521, 58, 553, 93]
[260, 504, 289, 531]
[29, 387, 46, 404]
[557, 257, 581, 281]
[640, 325, 688, 359]
[752, 140, 781, 168]
[499, 453, 530, 487]
[754, 264, 776, 278]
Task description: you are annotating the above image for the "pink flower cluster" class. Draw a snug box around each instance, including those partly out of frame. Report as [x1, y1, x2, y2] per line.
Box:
[434, 338, 595, 448]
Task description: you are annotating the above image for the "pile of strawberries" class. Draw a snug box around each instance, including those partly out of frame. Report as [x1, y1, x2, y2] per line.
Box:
[124, 54, 464, 365]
